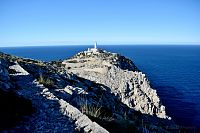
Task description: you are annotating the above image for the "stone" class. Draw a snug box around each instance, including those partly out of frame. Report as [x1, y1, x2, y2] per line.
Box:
[0, 51, 177, 132]
[59, 99, 109, 133]
[9, 62, 29, 75]
[0, 58, 11, 91]
[62, 49, 170, 119]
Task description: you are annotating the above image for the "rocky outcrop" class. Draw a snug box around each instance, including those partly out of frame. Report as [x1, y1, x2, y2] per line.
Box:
[0, 58, 11, 91]
[59, 99, 109, 133]
[62, 49, 170, 119]
[0, 50, 177, 132]
[0, 54, 109, 132]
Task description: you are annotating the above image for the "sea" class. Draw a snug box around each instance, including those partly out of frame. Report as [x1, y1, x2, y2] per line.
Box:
[0, 45, 200, 128]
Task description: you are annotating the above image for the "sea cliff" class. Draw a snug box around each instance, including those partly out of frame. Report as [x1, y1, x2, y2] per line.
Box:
[62, 49, 170, 119]
[0, 49, 177, 133]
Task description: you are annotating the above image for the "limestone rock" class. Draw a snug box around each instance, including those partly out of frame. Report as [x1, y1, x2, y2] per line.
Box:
[0, 58, 11, 91]
[9, 62, 29, 76]
[62, 49, 171, 119]
[59, 99, 109, 133]
[0, 51, 176, 132]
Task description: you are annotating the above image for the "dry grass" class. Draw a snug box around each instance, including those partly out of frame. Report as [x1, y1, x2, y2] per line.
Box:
[80, 103, 102, 118]
[38, 74, 54, 87]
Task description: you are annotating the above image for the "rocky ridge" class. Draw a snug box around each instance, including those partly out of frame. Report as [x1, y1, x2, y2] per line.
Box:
[0, 51, 177, 132]
[62, 48, 170, 119]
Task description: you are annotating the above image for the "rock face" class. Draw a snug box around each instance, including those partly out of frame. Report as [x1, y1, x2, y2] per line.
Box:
[0, 50, 177, 133]
[0, 58, 11, 91]
[0, 52, 109, 132]
[62, 49, 170, 119]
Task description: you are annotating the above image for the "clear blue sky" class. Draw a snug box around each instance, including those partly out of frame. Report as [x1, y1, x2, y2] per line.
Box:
[0, 0, 200, 46]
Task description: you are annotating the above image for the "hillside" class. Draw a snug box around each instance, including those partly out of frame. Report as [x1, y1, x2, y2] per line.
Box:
[0, 49, 177, 133]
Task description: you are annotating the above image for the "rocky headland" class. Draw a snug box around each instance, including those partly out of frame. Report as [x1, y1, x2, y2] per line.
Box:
[0, 47, 178, 133]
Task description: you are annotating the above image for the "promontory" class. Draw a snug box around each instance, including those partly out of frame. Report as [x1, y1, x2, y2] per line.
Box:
[0, 46, 177, 132]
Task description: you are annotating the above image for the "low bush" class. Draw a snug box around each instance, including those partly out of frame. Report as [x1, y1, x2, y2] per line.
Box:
[38, 74, 54, 87]
[80, 104, 103, 118]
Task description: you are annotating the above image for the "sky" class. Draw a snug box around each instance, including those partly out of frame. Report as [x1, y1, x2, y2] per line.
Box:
[0, 0, 200, 46]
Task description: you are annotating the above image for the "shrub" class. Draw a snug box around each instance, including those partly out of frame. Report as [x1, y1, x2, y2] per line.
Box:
[79, 97, 139, 133]
[38, 74, 54, 87]
[80, 103, 102, 118]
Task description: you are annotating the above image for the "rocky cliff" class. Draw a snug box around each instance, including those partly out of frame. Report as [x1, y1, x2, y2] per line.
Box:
[0, 50, 177, 133]
[62, 49, 170, 119]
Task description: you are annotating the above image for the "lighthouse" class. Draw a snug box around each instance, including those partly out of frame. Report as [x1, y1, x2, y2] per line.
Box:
[87, 41, 98, 53]
[94, 41, 97, 49]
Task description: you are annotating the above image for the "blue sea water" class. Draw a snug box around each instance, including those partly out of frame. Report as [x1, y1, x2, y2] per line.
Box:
[0, 45, 200, 128]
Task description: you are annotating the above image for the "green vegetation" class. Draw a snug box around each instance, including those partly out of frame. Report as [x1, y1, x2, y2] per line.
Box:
[50, 61, 62, 67]
[67, 60, 79, 63]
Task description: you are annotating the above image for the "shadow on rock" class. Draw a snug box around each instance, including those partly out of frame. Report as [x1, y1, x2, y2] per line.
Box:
[0, 89, 34, 130]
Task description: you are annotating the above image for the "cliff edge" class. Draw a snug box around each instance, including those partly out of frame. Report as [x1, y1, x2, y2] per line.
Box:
[62, 48, 170, 119]
[0, 49, 177, 133]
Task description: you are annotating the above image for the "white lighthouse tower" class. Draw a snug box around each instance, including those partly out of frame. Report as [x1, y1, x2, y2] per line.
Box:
[88, 41, 98, 52]
[87, 41, 98, 53]
[94, 41, 97, 49]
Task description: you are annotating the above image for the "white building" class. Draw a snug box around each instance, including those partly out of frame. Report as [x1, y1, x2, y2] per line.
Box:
[88, 41, 98, 52]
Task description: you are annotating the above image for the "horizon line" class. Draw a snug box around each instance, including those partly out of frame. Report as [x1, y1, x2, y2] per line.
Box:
[1, 43, 200, 48]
